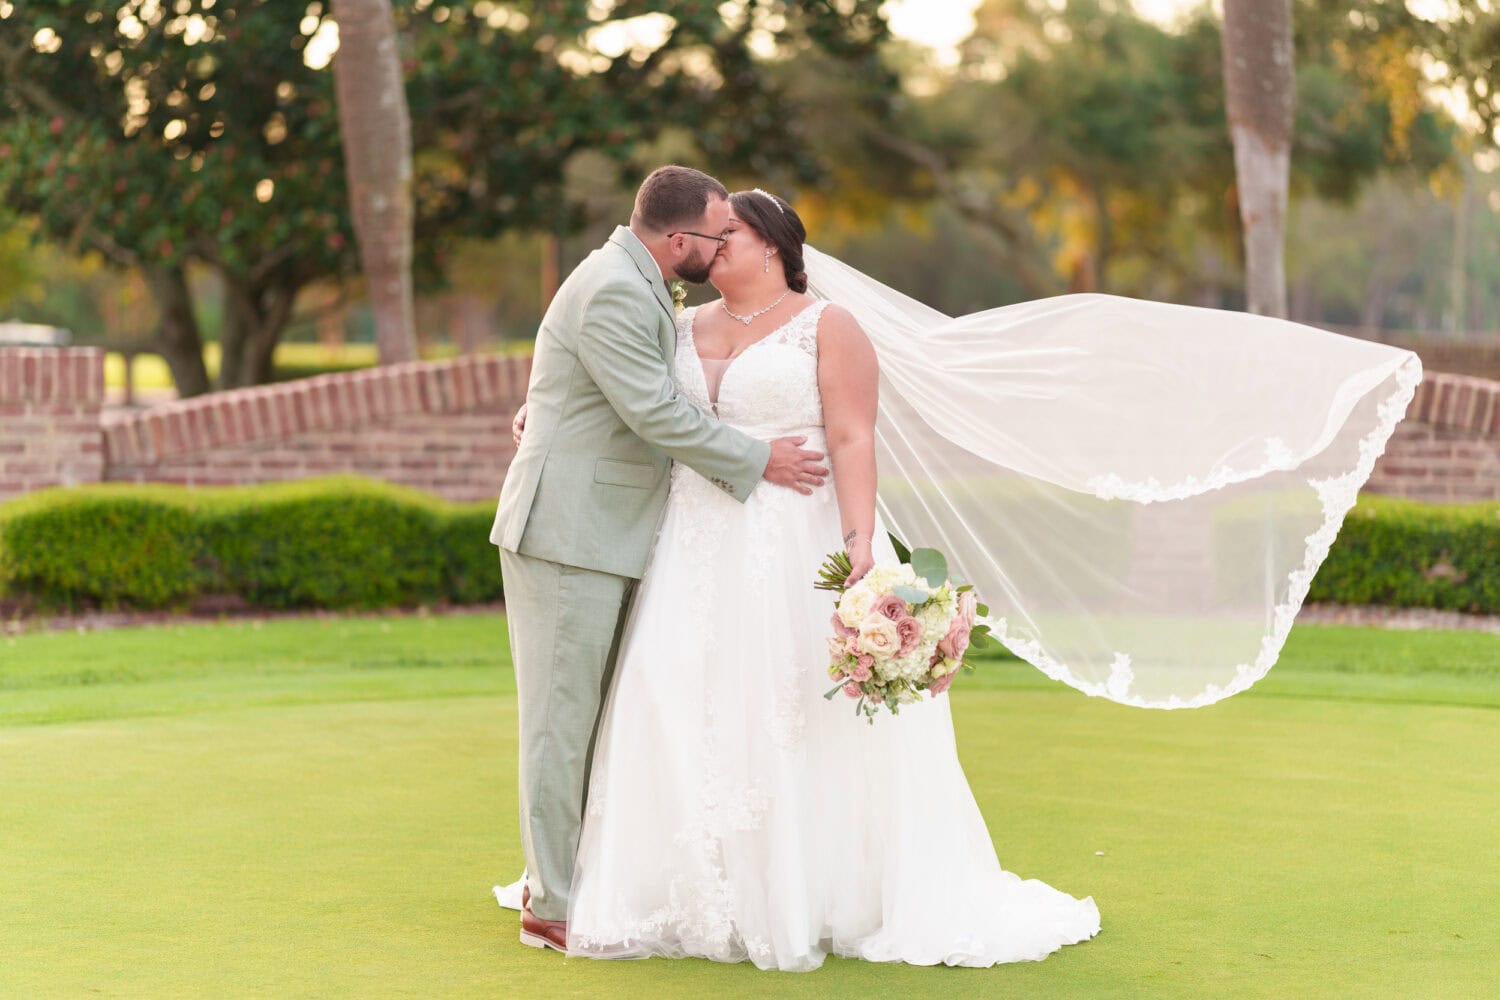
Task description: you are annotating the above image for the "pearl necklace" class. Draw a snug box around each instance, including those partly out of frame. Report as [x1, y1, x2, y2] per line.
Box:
[721, 289, 790, 326]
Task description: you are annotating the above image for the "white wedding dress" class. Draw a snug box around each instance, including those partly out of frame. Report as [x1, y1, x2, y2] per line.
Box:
[498, 245, 1422, 967]
[552, 301, 1100, 971]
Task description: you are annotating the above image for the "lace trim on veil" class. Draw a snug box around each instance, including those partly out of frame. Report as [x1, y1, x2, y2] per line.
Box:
[992, 354, 1423, 710]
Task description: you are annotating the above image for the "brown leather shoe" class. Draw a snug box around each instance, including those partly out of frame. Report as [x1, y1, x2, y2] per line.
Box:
[519, 902, 567, 953]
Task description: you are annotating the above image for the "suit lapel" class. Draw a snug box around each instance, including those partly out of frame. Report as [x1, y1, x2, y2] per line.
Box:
[607, 226, 677, 327]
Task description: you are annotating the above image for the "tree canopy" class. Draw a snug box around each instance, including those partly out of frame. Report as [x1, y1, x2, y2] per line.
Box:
[0, 0, 892, 392]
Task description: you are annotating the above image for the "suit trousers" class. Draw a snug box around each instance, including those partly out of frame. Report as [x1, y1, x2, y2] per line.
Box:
[499, 548, 633, 922]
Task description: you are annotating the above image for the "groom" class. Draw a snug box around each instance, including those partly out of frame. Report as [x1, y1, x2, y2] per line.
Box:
[490, 165, 827, 951]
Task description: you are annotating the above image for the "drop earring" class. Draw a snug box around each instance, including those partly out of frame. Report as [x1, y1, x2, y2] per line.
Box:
[763, 248, 771, 273]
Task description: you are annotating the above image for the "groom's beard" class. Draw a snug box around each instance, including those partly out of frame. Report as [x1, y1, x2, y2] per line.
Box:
[675, 247, 714, 285]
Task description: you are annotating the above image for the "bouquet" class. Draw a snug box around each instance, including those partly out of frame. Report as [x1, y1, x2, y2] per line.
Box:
[815, 534, 994, 722]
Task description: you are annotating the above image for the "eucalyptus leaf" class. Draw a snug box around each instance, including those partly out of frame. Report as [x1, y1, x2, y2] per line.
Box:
[910, 548, 948, 586]
[893, 584, 930, 605]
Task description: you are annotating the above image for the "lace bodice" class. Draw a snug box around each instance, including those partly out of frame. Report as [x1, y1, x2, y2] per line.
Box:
[675, 301, 828, 437]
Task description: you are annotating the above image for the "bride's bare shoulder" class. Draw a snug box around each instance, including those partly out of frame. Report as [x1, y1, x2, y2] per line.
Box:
[814, 302, 870, 343]
[684, 298, 724, 328]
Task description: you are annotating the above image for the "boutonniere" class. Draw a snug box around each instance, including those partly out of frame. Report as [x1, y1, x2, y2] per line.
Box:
[670, 280, 687, 313]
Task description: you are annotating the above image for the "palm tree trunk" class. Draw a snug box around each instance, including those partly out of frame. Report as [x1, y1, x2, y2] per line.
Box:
[1449, 158, 1470, 337]
[1221, 0, 1295, 318]
[330, 0, 417, 363]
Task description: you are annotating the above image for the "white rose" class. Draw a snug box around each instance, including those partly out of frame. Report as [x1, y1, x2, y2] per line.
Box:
[856, 614, 900, 658]
[837, 583, 877, 628]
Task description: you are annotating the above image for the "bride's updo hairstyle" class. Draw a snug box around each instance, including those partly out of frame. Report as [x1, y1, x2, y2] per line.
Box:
[729, 189, 808, 293]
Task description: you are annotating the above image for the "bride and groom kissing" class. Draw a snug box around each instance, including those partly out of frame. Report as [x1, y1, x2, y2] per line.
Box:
[488, 164, 1101, 971]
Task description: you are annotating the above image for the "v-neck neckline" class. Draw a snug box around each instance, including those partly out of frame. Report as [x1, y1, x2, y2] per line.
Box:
[687, 302, 820, 407]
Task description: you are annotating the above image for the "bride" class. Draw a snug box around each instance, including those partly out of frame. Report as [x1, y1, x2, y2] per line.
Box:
[501, 188, 1419, 971]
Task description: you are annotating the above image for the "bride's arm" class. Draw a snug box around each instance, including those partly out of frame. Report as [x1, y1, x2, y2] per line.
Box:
[817, 305, 880, 585]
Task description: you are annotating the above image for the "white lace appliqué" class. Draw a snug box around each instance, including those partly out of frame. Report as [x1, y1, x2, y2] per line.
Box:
[996, 355, 1422, 709]
[574, 694, 773, 962]
[1087, 435, 1303, 504]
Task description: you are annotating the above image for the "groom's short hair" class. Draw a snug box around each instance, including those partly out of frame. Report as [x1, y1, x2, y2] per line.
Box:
[633, 166, 728, 233]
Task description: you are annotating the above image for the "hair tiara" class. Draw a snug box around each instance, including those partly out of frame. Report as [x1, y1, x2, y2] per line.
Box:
[752, 187, 786, 214]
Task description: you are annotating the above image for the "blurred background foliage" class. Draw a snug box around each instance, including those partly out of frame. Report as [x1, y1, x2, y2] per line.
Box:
[1, 0, 1498, 396]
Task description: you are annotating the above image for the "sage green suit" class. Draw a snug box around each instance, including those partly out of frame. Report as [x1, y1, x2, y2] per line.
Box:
[490, 226, 769, 921]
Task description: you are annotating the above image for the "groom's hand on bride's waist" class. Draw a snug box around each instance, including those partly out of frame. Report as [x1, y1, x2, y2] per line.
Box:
[764, 436, 827, 495]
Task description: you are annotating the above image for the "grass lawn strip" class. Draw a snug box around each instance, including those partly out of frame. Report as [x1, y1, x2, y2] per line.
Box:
[1, 615, 1496, 998]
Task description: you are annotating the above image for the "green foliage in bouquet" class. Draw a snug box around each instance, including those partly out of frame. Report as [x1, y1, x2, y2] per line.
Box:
[814, 548, 855, 592]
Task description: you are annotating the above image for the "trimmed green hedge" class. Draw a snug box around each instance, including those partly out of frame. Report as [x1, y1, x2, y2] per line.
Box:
[1308, 495, 1500, 614]
[0, 477, 502, 612]
[6, 480, 1498, 616]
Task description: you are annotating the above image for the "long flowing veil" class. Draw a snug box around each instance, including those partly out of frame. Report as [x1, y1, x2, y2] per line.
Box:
[804, 246, 1422, 709]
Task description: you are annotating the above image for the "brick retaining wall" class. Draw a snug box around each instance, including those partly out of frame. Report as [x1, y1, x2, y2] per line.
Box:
[100, 354, 530, 502]
[1320, 326, 1500, 383]
[1, 349, 1497, 506]
[0, 347, 105, 497]
[1363, 372, 1500, 502]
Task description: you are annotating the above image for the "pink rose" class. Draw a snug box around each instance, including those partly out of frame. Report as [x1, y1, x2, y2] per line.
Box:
[928, 671, 957, 696]
[895, 617, 922, 656]
[872, 593, 909, 622]
[958, 590, 978, 628]
[937, 611, 973, 660]
[831, 613, 857, 640]
[850, 655, 873, 682]
[845, 636, 860, 655]
[843, 681, 863, 699]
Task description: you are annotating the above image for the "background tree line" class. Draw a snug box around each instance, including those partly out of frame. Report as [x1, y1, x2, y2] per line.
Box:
[1, 0, 1497, 398]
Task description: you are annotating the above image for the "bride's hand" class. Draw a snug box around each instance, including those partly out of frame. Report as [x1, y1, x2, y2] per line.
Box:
[512, 403, 528, 448]
[845, 537, 874, 586]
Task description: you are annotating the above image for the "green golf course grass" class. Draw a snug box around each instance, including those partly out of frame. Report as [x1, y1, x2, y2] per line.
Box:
[3, 614, 1497, 998]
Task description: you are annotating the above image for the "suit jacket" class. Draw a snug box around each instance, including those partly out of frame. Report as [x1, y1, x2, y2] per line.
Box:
[490, 226, 770, 579]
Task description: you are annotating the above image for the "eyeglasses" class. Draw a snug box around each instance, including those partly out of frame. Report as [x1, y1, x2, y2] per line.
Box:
[667, 231, 728, 247]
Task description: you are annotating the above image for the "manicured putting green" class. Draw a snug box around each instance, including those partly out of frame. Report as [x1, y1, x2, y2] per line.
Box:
[2, 614, 1496, 998]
